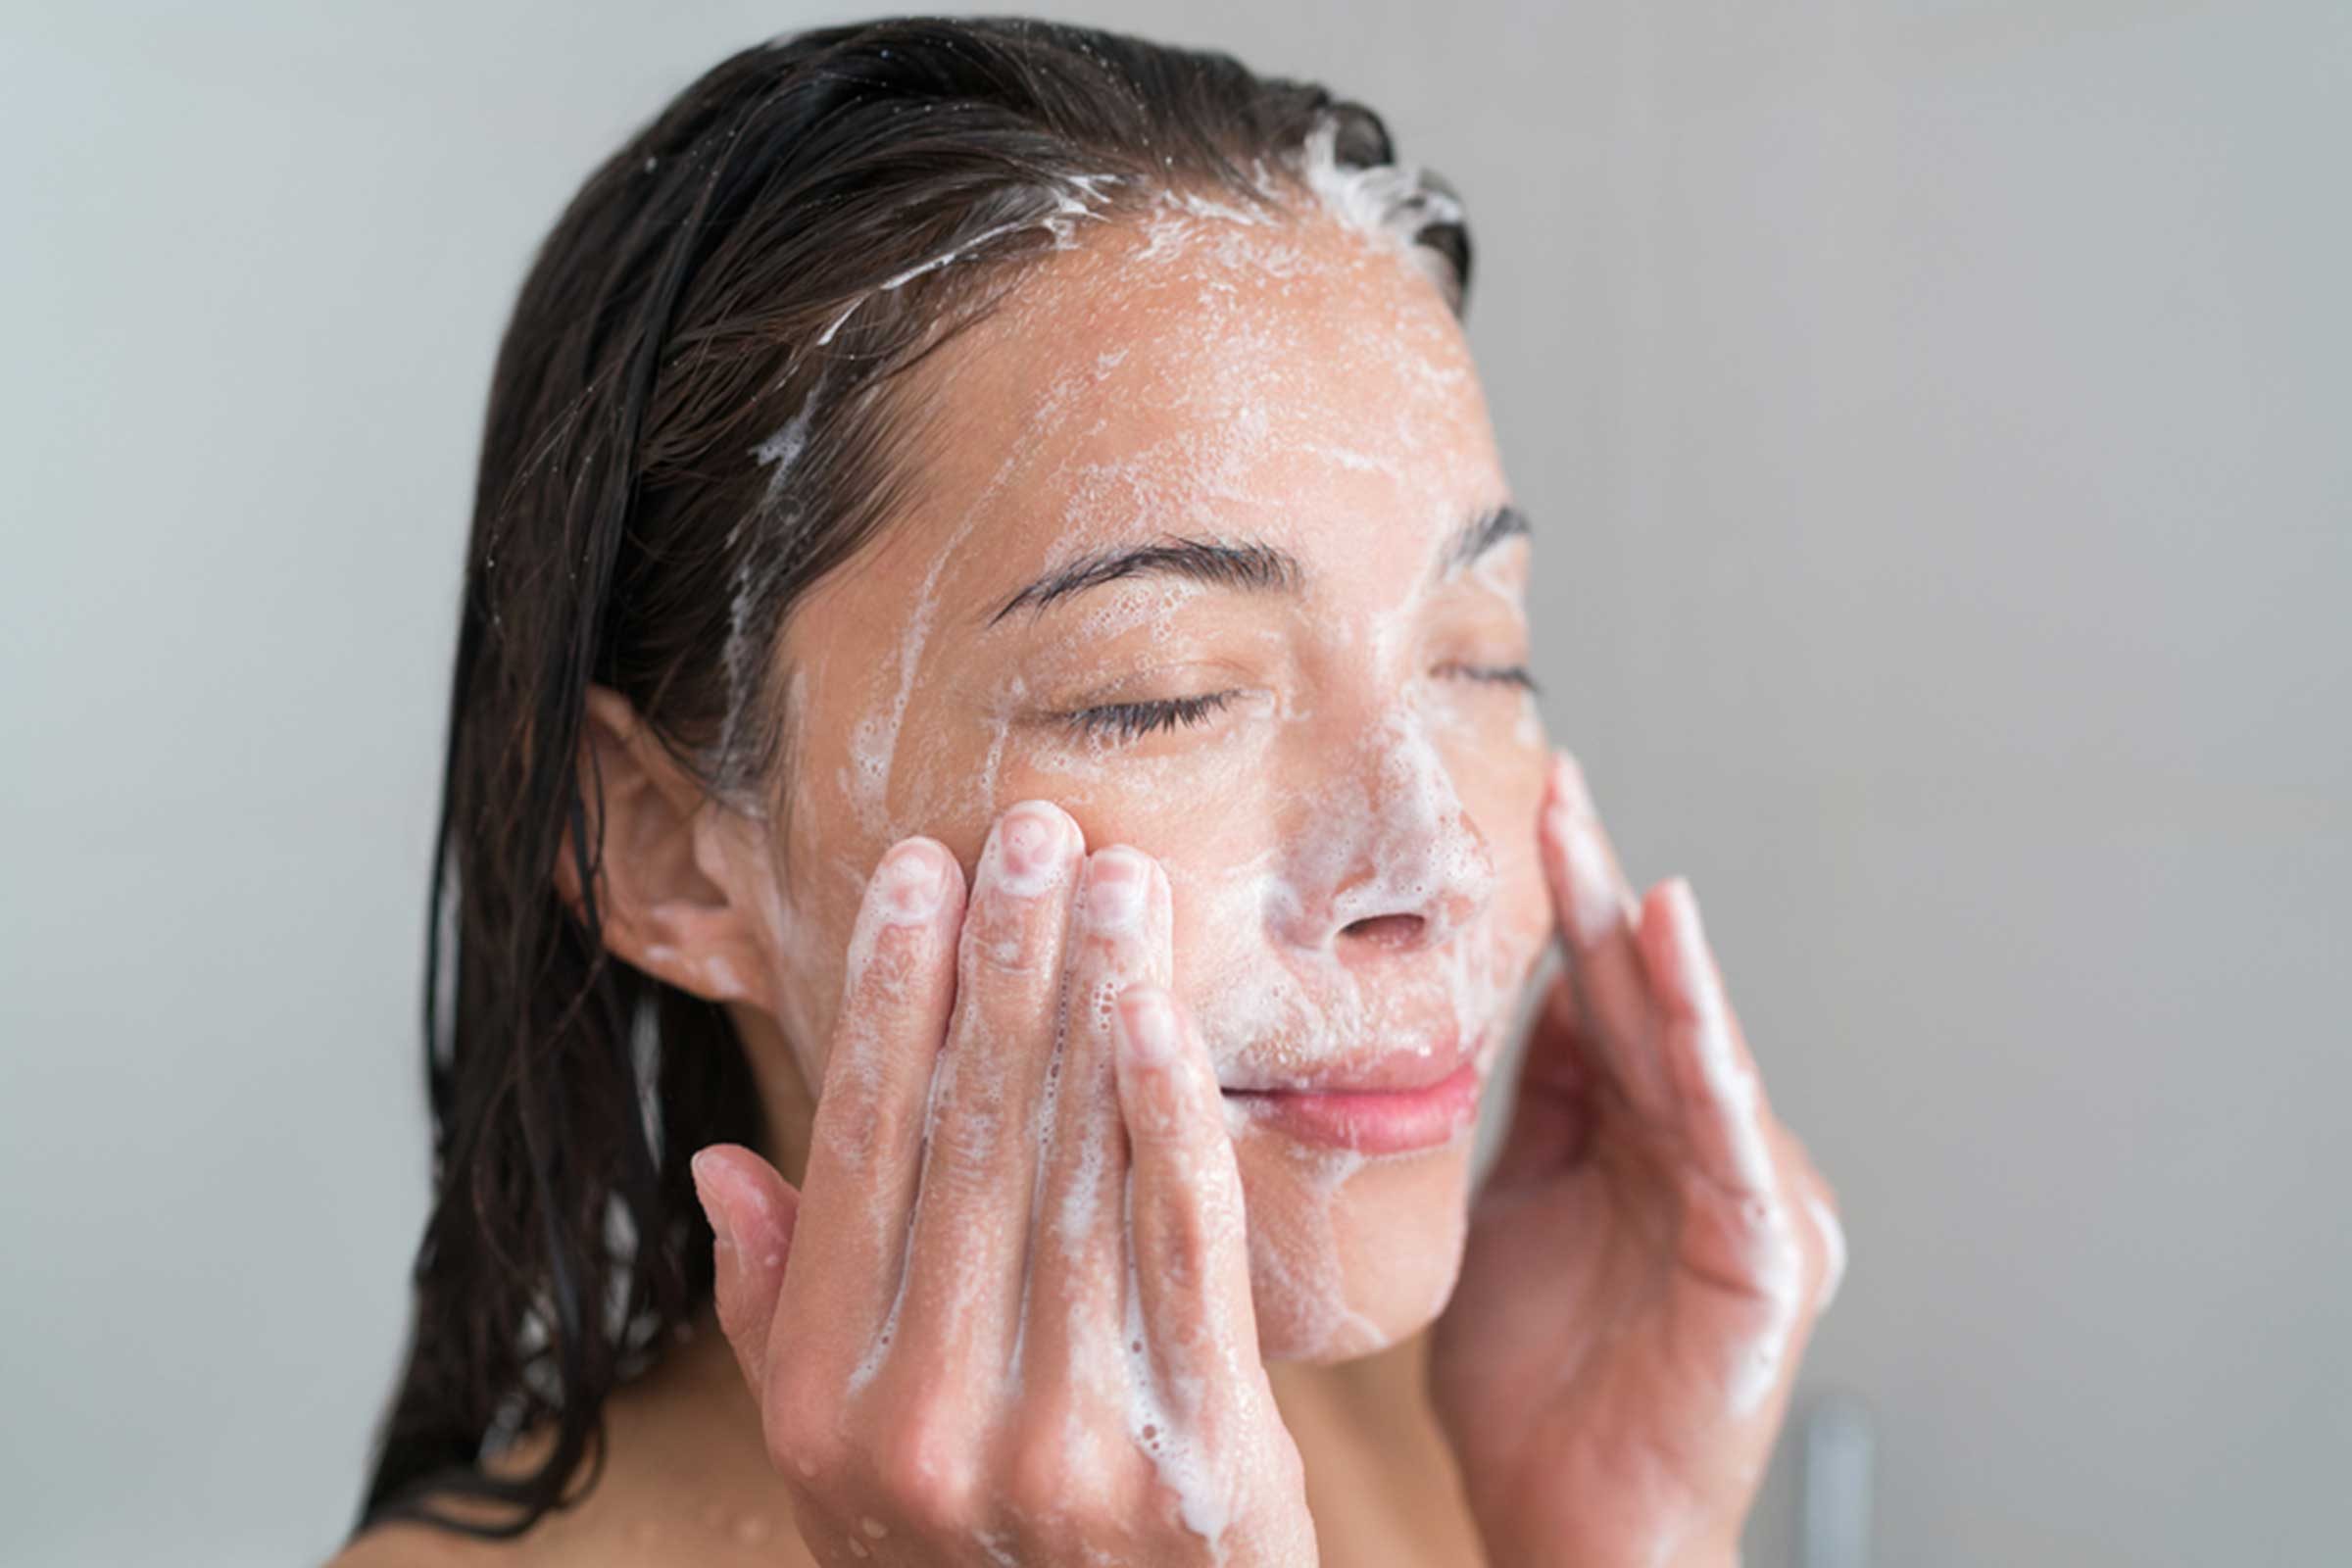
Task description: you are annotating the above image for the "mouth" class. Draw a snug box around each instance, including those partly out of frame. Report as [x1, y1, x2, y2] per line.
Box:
[1218, 1027, 1489, 1154]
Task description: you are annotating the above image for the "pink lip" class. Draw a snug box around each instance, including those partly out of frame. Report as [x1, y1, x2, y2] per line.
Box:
[1223, 1056, 1485, 1154]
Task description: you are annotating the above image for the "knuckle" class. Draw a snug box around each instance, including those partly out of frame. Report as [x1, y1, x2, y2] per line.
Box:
[813, 1064, 920, 1172]
[959, 890, 1062, 979]
[762, 1372, 843, 1487]
[1145, 1200, 1216, 1294]
[1003, 1440, 1067, 1524]
[1005, 1422, 1118, 1523]
[851, 913, 949, 998]
[875, 1397, 983, 1530]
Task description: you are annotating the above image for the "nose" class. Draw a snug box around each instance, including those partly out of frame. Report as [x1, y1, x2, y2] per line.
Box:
[1274, 710, 1498, 956]
[1325, 815, 1494, 955]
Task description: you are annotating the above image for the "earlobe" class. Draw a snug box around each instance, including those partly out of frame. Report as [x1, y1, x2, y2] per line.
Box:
[556, 684, 777, 1012]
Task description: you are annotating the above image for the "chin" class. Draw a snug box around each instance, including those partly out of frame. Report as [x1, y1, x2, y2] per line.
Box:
[1233, 1124, 1478, 1362]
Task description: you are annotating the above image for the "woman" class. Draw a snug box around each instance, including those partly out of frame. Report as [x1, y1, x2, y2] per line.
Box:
[336, 16, 1843, 1565]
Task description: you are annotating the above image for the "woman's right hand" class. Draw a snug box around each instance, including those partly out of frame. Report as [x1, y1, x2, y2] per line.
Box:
[689, 803, 1318, 1566]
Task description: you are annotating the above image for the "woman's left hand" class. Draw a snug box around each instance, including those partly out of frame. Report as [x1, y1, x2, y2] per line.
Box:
[1430, 751, 1846, 1568]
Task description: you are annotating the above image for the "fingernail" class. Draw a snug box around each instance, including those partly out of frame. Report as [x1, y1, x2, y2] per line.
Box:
[690, 1149, 738, 1255]
[1084, 847, 1150, 929]
[876, 839, 950, 919]
[1118, 986, 1178, 1065]
[993, 802, 1073, 896]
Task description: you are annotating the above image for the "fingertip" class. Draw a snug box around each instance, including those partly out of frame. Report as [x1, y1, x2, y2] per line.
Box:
[870, 835, 961, 922]
[988, 800, 1082, 886]
[1661, 874, 1701, 934]
[689, 1145, 738, 1250]
[691, 1144, 797, 1251]
[1639, 875, 1698, 961]
[1551, 812, 1632, 951]
[1546, 748, 1594, 818]
[1003, 797, 1080, 836]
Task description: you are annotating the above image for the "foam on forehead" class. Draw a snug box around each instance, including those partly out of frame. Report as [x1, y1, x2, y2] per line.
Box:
[752, 115, 1490, 916]
[806, 142, 1490, 843]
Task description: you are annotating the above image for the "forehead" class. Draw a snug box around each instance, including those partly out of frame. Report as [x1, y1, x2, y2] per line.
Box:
[879, 200, 1505, 591]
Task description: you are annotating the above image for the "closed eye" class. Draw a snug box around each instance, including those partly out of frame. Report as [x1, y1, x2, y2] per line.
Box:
[1438, 662, 1542, 695]
[1061, 663, 1536, 745]
[1060, 689, 1242, 743]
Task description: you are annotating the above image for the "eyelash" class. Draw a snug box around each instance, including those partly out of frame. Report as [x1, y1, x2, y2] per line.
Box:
[1061, 663, 1540, 744]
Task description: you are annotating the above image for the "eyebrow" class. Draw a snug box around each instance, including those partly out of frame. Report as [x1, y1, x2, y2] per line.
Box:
[1439, 503, 1531, 575]
[981, 502, 1529, 629]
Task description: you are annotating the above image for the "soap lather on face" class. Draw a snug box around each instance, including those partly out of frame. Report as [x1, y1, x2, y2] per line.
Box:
[753, 166, 1553, 1360]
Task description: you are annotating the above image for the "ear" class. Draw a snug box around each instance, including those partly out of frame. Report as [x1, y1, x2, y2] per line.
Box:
[554, 685, 777, 1011]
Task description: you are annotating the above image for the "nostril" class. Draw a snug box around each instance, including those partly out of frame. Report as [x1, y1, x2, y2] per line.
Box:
[1341, 912, 1427, 951]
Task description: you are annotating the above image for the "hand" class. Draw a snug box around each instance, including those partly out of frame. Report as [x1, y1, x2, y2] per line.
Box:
[1430, 753, 1846, 1568]
[689, 805, 1317, 1566]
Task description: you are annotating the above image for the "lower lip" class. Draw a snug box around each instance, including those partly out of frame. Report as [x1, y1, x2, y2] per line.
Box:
[1223, 1058, 1484, 1154]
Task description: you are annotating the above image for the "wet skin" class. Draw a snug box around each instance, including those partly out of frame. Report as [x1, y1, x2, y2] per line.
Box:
[340, 195, 1842, 1566]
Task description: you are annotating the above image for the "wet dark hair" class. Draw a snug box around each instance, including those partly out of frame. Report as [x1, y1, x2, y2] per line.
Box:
[354, 11, 1474, 1543]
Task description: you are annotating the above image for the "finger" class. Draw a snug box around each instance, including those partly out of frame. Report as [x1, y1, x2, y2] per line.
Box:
[1638, 877, 1777, 1199]
[690, 1143, 802, 1391]
[898, 800, 1085, 1369]
[1636, 876, 1813, 1323]
[1021, 846, 1170, 1399]
[1539, 751, 1675, 1119]
[1808, 1183, 1848, 1313]
[781, 836, 964, 1368]
[1113, 985, 1262, 1394]
[1484, 968, 1602, 1189]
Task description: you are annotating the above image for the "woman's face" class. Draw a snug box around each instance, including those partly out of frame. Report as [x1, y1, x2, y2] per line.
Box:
[744, 200, 1553, 1361]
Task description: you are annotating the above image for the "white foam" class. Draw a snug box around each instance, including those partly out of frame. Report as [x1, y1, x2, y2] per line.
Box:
[1121, 1241, 1234, 1550]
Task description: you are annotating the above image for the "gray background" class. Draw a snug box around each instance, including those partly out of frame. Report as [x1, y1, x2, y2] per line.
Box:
[3, 2, 2344, 1563]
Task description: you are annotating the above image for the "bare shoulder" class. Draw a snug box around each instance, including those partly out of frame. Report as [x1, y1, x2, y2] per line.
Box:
[319, 1521, 491, 1568]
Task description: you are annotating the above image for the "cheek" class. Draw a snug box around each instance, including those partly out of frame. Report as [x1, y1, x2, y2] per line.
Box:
[754, 737, 917, 1086]
[1439, 697, 1552, 939]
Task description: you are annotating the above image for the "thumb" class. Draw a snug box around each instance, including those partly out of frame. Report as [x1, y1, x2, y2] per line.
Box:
[688, 1143, 801, 1392]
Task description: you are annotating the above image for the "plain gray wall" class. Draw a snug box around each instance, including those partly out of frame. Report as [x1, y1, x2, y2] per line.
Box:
[3, 2, 2344, 1563]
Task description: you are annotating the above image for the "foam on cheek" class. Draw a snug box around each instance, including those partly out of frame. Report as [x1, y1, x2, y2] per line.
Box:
[741, 687, 854, 1092]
